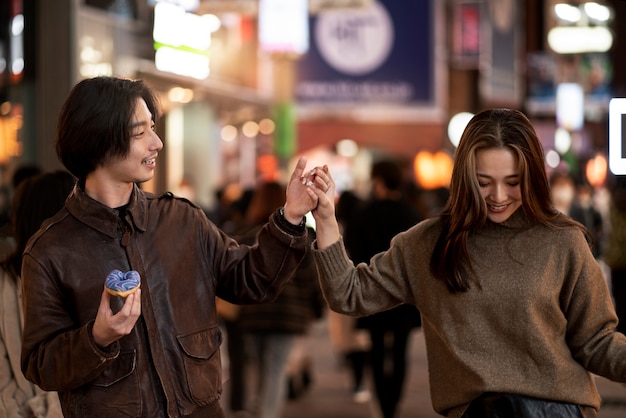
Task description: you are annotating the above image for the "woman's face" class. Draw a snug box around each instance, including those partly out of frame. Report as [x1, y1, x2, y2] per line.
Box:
[476, 147, 523, 223]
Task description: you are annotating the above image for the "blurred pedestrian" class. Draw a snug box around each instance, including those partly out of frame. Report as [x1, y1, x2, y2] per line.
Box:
[569, 182, 603, 258]
[327, 190, 372, 402]
[0, 164, 42, 259]
[345, 161, 422, 418]
[549, 171, 576, 216]
[234, 181, 324, 418]
[326, 310, 371, 402]
[1, 170, 73, 418]
[606, 176, 626, 335]
[550, 173, 604, 259]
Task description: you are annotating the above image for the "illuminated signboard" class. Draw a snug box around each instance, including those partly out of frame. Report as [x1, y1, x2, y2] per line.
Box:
[556, 83, 584, 131]
[258, 0, 309, 55]
[153, 2, 219, 79]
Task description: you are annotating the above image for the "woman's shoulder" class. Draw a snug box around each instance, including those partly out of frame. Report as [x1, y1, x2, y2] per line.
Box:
[528, 218, 590, 253]
[393, 216, 443, 250]
[404, 216, 443, 237]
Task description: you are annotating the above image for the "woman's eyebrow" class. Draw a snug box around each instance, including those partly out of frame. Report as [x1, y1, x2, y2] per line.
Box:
[477, 173, 520, 179]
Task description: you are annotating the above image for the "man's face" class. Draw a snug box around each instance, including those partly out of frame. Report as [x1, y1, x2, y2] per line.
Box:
[105, 98, 163, 185]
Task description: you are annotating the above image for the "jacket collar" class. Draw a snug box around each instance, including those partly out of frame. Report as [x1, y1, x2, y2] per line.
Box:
[66, 183, 148, 238]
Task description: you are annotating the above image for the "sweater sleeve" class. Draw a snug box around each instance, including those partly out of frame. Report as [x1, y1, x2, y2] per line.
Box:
[562, 229, 626, 381]
[313, 231, 417, 317]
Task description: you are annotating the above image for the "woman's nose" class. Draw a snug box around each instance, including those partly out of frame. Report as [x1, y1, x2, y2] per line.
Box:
[491, 184, 506, 202]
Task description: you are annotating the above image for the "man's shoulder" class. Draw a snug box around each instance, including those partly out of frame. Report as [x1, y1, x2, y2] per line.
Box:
[145, 190, 202, 210]
[142, 191, 214, 232]
[24, 209, 72, 253]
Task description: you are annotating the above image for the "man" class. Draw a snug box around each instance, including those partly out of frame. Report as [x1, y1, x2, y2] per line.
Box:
[20, 76, 325, 417]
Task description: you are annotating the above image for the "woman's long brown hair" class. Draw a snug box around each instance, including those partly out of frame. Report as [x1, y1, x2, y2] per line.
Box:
[430, 109, 590, 293]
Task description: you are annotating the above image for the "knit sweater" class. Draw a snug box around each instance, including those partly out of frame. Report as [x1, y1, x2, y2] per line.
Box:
[313, 208, 626, 417]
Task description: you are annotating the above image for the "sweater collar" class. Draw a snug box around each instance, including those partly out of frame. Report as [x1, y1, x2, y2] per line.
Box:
[480, 207, 535, 234]
[66, 183, 148, 237]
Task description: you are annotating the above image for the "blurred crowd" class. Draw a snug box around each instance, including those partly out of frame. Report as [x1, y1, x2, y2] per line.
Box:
[1, 156, 626, 418]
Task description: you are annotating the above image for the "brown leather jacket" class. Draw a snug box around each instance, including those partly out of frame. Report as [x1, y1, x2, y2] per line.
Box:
[20, 184, 307, 417]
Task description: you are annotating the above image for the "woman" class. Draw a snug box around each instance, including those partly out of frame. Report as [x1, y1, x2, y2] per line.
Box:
[305, 108, 626, 417]
[0, 171, 74, 418]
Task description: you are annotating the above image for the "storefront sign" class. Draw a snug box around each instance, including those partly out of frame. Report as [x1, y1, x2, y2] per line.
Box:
[295, 0, 442, 120]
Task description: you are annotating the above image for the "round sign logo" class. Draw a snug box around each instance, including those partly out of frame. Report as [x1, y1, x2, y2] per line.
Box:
[314, 2, 394, 76]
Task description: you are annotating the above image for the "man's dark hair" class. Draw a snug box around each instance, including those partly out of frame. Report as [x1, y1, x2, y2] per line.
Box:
[55, 76, 160, 180]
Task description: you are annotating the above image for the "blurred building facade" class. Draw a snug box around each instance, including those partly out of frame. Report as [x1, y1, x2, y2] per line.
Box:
[0, 0, 623, 211]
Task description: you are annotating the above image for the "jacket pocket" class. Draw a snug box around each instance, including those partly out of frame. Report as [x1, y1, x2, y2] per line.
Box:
[79, 350, 141, 417]
[177, 327, 223, 402]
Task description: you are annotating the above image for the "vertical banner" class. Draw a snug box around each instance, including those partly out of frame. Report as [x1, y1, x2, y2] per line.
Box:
[451, 0, 481, 69]
[480, 0, 521, 105]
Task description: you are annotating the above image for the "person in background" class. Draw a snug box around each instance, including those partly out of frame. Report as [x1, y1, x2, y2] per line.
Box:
[217, 291, 246, 418]
[306, 108, 626, 417]
[216, 186, 254, 418]
[550, 172, 604, 259]
[0, 164, 42, 260]
[569, 182, 603, 259]
[19, 76, 326, 418]
[345, 161, 422, 418]
[549, 171, 576, 216]
[1, 170, 74, 418]
[605, 176, 626, 335]
[327, 190, 371, 403]
[234, 181, 324, 418]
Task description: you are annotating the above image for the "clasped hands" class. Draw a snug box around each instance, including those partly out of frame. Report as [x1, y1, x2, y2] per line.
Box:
[283, 157, 336, 225]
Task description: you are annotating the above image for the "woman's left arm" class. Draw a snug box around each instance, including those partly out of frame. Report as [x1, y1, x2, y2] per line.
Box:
[564, 231, 626, 380]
